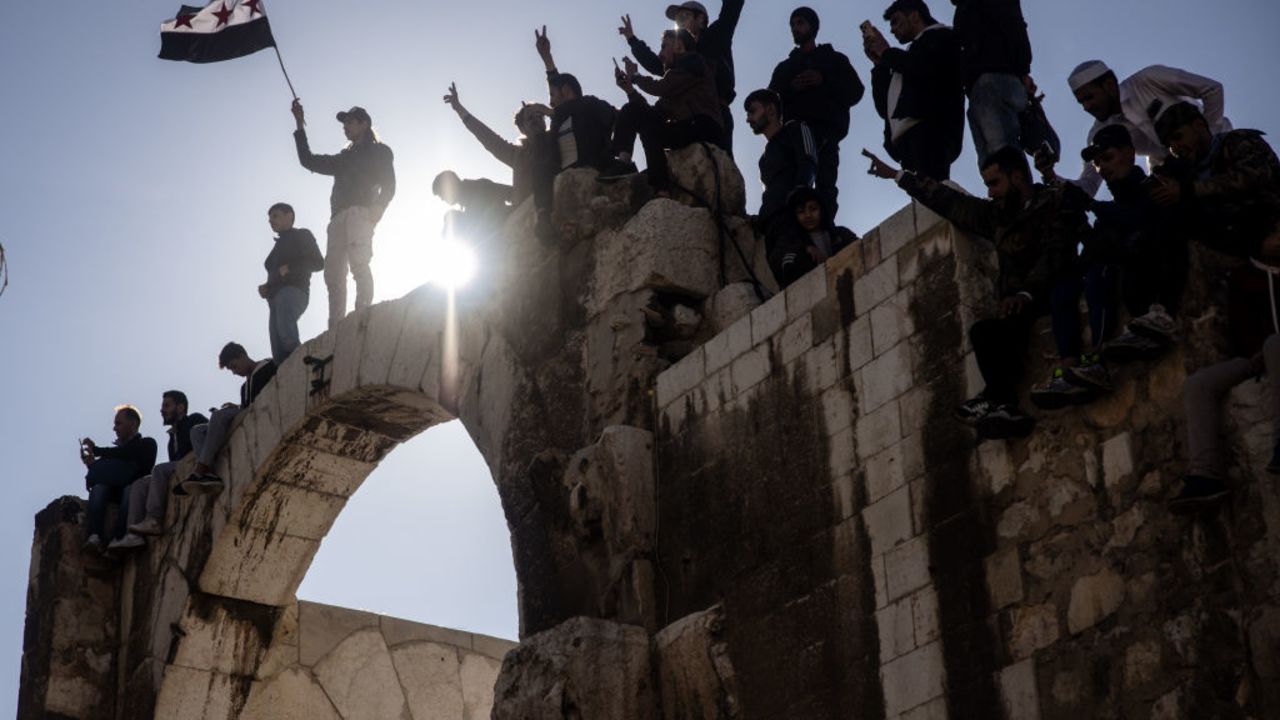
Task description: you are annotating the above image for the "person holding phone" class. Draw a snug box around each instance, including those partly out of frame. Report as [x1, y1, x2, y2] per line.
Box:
[81, 405, 157, 552]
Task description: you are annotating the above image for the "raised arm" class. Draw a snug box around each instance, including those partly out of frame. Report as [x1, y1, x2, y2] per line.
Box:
[619, 15, 664, 76]
[446, 82, 520, 168]
[291, 100, 340, 175]
[862, 149, 1000, 238]
[1144, 65, 1228, 132]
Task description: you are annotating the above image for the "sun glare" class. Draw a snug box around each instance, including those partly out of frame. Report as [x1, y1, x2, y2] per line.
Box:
[424, 237, 477, 290]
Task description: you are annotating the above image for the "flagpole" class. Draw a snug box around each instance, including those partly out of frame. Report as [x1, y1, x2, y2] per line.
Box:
[272, 43, 298, 101]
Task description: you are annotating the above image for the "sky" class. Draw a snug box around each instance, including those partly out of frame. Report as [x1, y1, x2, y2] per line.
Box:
[1, 0, 1278, 712]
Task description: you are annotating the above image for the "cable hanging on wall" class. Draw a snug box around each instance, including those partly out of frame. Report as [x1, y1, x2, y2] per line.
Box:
[0, 243, 8, 298]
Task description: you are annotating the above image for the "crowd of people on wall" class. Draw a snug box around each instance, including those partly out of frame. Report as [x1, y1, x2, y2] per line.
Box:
[79, 0, 1280, 554]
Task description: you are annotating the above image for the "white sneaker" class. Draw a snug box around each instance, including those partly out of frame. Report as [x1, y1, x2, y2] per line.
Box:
[107, 534, 145, 551]
[1129, 305, 1177, 342]
[83, 534, 103, 552]
[128, 517, 163, 536]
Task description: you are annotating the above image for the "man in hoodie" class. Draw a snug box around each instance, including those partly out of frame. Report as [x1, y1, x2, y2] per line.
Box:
[81, 405, 157, 552]
[116, 391, 208, 548]
[768, 7, 864, 226]
[864, 0, 964, 180]
[533, 26, 619, 240]
[1151, 102, 1280, 258]
[444, 82, 550, 208]
[745, 88, 819, 257]
[258, 203, 324, 365]
[291, 102, 396, 329]
[950, 0, 1056, 165]
[1062, 60, 1231, 198]
[619, 0, 744, 153]
[603, 29, 724, 194]
[864, 146, 1090, 438]
[179, 343, 278, 496]
[1172, 212, 1280, 513]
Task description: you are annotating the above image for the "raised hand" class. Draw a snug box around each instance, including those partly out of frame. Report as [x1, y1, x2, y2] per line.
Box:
[618, 14, 635, 40]
[443, 82, 465, 115]
[623, 56, 639, 77]
[290, 98, 306, 130]
[861, 148, 900, 180]
[535, 25, 551, 59]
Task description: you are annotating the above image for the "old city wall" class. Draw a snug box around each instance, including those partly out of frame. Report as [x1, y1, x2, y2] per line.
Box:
[19, 146, 1280, 719]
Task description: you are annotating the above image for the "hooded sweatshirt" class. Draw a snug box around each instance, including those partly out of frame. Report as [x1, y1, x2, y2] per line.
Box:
[768, 44, 865, 142]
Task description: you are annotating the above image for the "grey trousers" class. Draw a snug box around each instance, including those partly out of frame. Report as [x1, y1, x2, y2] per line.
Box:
[325, 206, 376, 329]
[1184, 334, 1280, 479]
[190, 406, 241, 469]
[269, 286, 309, 364]
[127, 461, 177, 525]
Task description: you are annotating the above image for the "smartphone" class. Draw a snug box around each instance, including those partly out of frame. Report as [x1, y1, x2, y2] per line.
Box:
[859, 20, 876, 39]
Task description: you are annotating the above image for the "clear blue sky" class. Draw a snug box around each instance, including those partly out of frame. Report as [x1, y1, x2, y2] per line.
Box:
[1, 0, 1277, 712]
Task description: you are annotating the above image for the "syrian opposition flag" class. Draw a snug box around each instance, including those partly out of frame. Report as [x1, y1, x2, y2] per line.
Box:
[159, 0, 276, 63]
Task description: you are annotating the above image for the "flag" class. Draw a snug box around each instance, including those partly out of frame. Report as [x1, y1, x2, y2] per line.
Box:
[159, 0, 275, 63]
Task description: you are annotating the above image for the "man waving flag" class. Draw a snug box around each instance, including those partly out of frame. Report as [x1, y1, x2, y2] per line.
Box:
[159, 0, 276, 64]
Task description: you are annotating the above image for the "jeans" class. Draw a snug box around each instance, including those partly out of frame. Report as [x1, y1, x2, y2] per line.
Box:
[269, 286, 309, 364]
[613, 101, 722, 193]
[816, 133, 841, 227]
[86, 458, 136, 540]
[1184, 335, 1280, 479]
[190, 406, 241, 470]
[127, 461, 177, 526]
[325, 206, 376, 328]
[969, 286, 1084, 406]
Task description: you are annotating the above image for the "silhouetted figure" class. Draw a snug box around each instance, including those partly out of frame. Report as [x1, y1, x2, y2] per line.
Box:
[121, 391, 207, 545]
[81, 405, 157, 552]
[744, 88, 818, 281]
[258, 203, 323, 364]
[180, 343, 277, 496]
[445, 82, 551, 207]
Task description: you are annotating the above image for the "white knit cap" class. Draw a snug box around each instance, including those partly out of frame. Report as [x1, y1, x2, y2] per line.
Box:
[1068, 60, 1112, 92]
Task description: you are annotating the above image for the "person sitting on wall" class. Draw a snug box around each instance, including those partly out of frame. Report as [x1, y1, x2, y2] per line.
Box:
[600, 29, 725, 195]
[178, 343, 277, 495]
[1150, 102, 1280, 258]
[444, 82, 551, 209]
[116, 391, 207, 548]
[432, 170, 514, 242]
[863, 146, 1092, 438]
[81, 405, 157, 552]
[259, 203, 325, 365]
[770, 186, 856, 289]
[1172, 211, 1280, 513]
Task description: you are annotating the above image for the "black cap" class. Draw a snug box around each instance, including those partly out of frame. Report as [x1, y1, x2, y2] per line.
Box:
[1081, 124, 1134, 162]
[1153, 102, 1205, 144]
[665, 2, 708, 20]
[336, 106, 371, 124]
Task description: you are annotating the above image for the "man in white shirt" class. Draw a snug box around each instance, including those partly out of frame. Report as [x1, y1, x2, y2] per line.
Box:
[1062, 60, 1231, 196]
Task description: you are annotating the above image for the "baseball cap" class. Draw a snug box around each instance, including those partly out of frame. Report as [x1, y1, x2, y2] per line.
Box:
[336, 106, 372, 124]
[666, 2, 708, 20]
[1068, 60, 1112, 93]
[1081, 124, 1134, 162]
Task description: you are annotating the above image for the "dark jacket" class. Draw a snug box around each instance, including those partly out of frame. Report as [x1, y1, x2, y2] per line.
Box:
[635, 54, 724, 127]
[950, 0, 1032, 91]
[771, 225, 857, 289]
[1070, 167, 1160, 266]
[545, 73, 618, 171]
[870, 25, 965, 164]
[1228, 258, 1280, 360]
[629, 0, 745, 105]
[91, 434, 158, 482]
[264, 228, 324, 298]
[899, 172, 1087, 301]
[241, 360, 278, 407]
[168, 412, 208, 462]
[461, 113, 539, 205]
[758, 120, 819, 222]
[768, 44, 865, 142]
[294, 131, 397, 218]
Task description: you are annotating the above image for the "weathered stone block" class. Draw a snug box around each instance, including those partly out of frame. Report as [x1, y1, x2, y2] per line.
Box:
[986, 549, 1025, 610]
[999, 658, 1042, 720]
[881, 640, 945, 717]
[657, 346, 705, 409]
[667, 143, 747, 217]
[857, 399, 903, 460]
[1067, 568, 1125, 635]
[860, 341, 915, 414]
[854, 255, 899, 314]
[705, 283, 762, 338]
[1009, 604, 1060, 660]
[653, 606, 740, 720]
[863, 486, 914, 558]
[883, 535, 930, 602]
[313, 628, 411, 720]
[750, 290, 788, 345]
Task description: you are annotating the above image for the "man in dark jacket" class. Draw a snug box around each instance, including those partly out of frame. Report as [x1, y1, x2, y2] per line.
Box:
[444, 82, 550, 207]
[769, 7, 864, 226]
[744, 89, 819, 270]
[1173, 213, 1280, 512]
[1151, 102, 1280, 258]
[865, 146, 1091, 438]
[291, 102, 396, 329]
[432, 170, 514, 245]
[620, 0, 744, 153]
[258, 203, 324, 365]
[181, 342, 278, 496]
[81, 405, 157, 551]
[119, 391, 208, 546]
[865, 0, 964, 180]
[603, 30, 724, 194]
[951, 0, 1055, 164]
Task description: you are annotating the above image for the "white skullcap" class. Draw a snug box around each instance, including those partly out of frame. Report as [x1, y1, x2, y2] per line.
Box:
[1068, 60, 1112, 92]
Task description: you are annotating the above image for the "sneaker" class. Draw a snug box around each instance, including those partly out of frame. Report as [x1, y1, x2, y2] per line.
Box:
[955, 395, 994, 425]
[1169, 475, 1230, 514]
[107, 534, 146, 551]
[83, 534, 103, 552]
[1030, 370, 1094, 410]
[976, 404, 1036, 440]
[1268, 443, 1280, 475]
[128, 517, 163, 537]
[1129, 305, 1178, 343]
[1065, 358, 1114, 393]
[187, 474, 225, 495]
[1103, 330, 1167, 362]
[598, 159, 640, 181]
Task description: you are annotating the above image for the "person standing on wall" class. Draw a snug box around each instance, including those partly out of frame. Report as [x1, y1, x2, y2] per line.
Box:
[291, 101, 396, 328]
[259, 202, 324, 364]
